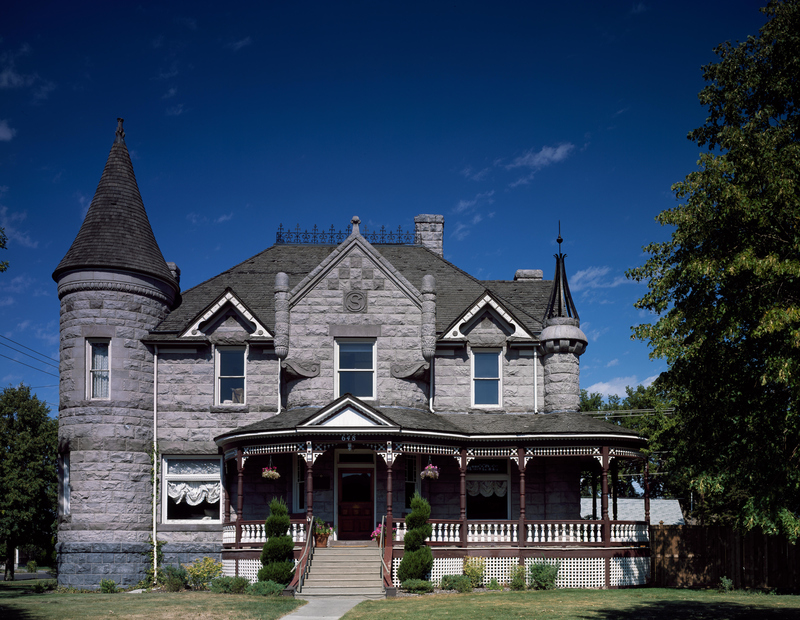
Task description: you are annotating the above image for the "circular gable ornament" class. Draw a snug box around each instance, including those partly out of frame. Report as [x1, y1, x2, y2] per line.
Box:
[345, 290, 367, 313]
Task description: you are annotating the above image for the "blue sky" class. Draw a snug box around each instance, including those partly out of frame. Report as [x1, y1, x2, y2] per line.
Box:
[0, 1, 769, 412]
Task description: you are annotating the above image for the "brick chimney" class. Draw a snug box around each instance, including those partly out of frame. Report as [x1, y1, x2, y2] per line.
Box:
[414, 214, 445, 256]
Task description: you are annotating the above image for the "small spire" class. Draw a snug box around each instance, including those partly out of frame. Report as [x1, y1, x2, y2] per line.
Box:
[557, 220, 563, 253]
[114, 118, 125, 144]
[543, 223, 580, 323]
[350, 215, 361, 236]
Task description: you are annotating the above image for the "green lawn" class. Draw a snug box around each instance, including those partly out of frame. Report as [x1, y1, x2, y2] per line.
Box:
[343, 588, 800, 620]
[0, 580, 305, 620]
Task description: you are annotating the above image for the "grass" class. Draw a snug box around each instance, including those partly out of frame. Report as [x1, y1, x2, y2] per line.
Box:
[0, 580, 305, 620]
[342, 588, 800, 620]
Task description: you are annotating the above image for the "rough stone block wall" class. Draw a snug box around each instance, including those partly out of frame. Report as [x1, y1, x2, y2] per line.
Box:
[542, 352, 580, 412]
[57, 542, 151, 589]
[162, 542, 222, 571]
[287, 247, 427, 409]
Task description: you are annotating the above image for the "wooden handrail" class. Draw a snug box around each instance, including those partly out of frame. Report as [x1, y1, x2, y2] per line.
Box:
[288, 514, 315, 591]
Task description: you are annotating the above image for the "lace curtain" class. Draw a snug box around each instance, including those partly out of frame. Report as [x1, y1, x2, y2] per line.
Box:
[167, 481, 221, 506]
[466, 480, 508, 497]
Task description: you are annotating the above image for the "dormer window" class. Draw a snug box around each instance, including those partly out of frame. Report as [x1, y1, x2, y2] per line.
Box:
[472, 348, 501, 407]
[216, 346, 246, 405]
[335, 339, 375, 399]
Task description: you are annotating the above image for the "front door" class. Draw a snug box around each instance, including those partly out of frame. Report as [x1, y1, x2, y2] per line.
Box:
[338, 469, 373, 540]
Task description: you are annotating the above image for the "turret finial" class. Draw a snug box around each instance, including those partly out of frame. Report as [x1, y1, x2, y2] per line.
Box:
[557, 221, 563, 253]
[350, 215, 361, 236]
[115, 118, 125, 144]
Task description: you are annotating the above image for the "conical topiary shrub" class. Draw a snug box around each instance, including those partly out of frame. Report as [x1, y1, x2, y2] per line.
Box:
[257, 497, 295, 585]
[396, 492, 433, 582]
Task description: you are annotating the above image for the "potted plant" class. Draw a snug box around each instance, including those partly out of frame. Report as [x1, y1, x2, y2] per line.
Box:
[420, 463, 439, 480]
[370, 523, 396, 542]
[262, 466, 280, 480]
[313, 518, 334, 547]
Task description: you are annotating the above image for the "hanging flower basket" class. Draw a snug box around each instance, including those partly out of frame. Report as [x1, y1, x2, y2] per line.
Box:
[262, 466, 280, 480]
[420, 464, 439, 480]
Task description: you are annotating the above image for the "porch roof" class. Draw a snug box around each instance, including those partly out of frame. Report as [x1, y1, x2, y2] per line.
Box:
[214, 402, 646, 446]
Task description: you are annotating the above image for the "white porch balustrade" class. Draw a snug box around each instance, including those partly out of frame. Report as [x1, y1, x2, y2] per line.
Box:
[610, 522, 649, 543]
[222, 520, 307, 545]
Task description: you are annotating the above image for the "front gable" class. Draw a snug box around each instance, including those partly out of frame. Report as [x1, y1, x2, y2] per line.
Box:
[300, 395, 399, 429]
[180, 288, 272, 339]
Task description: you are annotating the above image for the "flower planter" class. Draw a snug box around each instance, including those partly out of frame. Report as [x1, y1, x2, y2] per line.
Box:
[314, 534, 329, 547]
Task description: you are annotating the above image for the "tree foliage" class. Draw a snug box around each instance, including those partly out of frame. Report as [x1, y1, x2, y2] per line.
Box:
[257, 497, 294, 585]
[397, 492, 433, 582]
[0, 385, 57, 580]
[627, 1, 800, 539]
[0, 226, 7, 273]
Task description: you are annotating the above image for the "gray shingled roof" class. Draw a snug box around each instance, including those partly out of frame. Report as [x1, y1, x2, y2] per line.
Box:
[215, 406, 646, 443]
[52, 122, 178, 290]
[580, 498, 685, 524]
[153, 243, 552, 338]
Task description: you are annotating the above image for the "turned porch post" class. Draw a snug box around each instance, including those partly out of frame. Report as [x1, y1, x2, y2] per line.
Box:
[601, 446, 610, 588]
[386, 454, 394, 548]
[236, 448, 244, 546]
[517, 447, 526, 550]
[644, 459, 651, 525]
[592, 469, 598, 520]
[460, 448, 467, 548]
[224, 460, 231, 523]
[306, 458, 314, 519]
[611, 458, 618, 521]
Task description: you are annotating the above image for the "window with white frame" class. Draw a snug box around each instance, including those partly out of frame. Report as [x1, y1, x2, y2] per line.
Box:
[216, 346, 246, 405]
[163, 456, 222, 522]
[472, 348, 501, 407]
[87, 339, 110, 399]
[58, 453, 70, 517]
[335, 339, 376, 399]
[293, 454, 306, 513]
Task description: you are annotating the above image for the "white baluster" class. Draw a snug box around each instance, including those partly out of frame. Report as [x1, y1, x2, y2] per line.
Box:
[454, 523, 460, 543]
[526, 523, 532, 543]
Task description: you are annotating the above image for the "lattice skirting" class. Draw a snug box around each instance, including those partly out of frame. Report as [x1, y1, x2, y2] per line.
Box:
[222, 559, 262, 583]
[391, 555, 648, 588]
[610, 556, 650, 587]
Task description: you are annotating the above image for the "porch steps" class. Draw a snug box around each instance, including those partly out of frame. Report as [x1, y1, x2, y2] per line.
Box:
[298, 546, 385, 598]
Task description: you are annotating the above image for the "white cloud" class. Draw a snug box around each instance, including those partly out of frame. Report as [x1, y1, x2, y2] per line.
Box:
[0, 206, 37, 248]
[569, 266, 630, 292]
[452, 221, 470, 241]
[0, 45, 54, 102]
[460, 165, 489, 181]
[606, 359, 619, 368]
[162, 87, 178, 99]
[215, 212, 233, 223]
[585, 375, 638, 398]
[228, 37, 253, 52]
[453, 190, 494, 214]
[507, 143, 575, 171]
[0, 119, 16, 141]
[166, 103, 185, 116]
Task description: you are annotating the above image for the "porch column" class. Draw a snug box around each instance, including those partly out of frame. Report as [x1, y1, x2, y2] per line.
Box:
[517, 447, 526, 550]
[306, 458, 314, 519]
[592, 470, 598, 520]
[459, 448, 467, 548]
[386, 455, 395, 550]
[611, 458, 618, 521]
[236, 448, 244, 546]
[224, 460, 231, 523]
[644, 459, 651, 525]
[601, 446, 610, 589]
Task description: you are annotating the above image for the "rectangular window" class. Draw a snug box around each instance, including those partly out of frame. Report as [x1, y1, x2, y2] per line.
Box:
[58, 453, 70, 517]
[335, 339, 375, 399]
[163, 456, 222, 523]
[404, 455, 420, 510]
[293, 454, 305, 513]
[472, 349, 501, 407]
[216, 346, 245, 405]
[87, 339, 110, 399]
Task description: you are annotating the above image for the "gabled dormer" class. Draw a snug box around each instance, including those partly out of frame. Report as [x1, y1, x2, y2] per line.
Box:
[180, 288, 272, 340]
[440, 290, 536, 344]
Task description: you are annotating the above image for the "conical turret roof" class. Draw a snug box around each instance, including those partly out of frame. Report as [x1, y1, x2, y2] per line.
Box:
[53, 119, 178, 291]
[543, 228, 580, 323]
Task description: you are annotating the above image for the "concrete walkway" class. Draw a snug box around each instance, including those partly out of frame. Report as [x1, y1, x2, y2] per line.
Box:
[286, 596, 367, 619]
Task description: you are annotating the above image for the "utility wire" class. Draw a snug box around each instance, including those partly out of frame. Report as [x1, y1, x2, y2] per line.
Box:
[0, 334, 58, 363]
[0, 340, 59, 369]
[0, 353, 59, 377]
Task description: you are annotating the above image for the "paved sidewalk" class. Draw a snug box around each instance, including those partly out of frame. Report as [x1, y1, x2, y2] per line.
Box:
[286, 596, 366, 619]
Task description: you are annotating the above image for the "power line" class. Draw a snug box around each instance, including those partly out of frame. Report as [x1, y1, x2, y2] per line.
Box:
[0, 334, 58, 363]
[581, 409, 675, 417]
[0, 353, 59, 377]
[0, 340, 59, 369]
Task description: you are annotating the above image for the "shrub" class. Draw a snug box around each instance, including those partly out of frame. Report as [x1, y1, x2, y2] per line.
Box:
[719, 575, 734, 593]
[508, 565, 526, 591]
[26, 560, 38, 573]
[396, 492, 433, 582]
[439, 574, 472, 593]
[162, 565, 189, 592]
[246, 580, 285, 596]
[183, 557, 223, 591]
[463, 556, 486, 588]
[99, 579, 117, 593]
[210, 575, 251, 594]
[401, 579, 434, 593]
[32, 579, 57, 593]
[529, 561, 559, 590]
[258, 498, 295, 585]
[486, 577, 502, 590]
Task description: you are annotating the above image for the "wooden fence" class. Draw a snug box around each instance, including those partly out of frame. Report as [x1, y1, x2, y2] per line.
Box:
[650, 525, 800, 589]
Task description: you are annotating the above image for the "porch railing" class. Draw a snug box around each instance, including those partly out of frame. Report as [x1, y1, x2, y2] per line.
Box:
[394, 519, 649, 545]
[222, 519, 308, 547]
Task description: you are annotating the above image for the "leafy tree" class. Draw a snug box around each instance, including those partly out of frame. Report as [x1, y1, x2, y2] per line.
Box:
[0, 226, 7, 272]
[0, 385, 57, 580]
[628, 0, 800, 539]
[257, 497, 294, 585]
